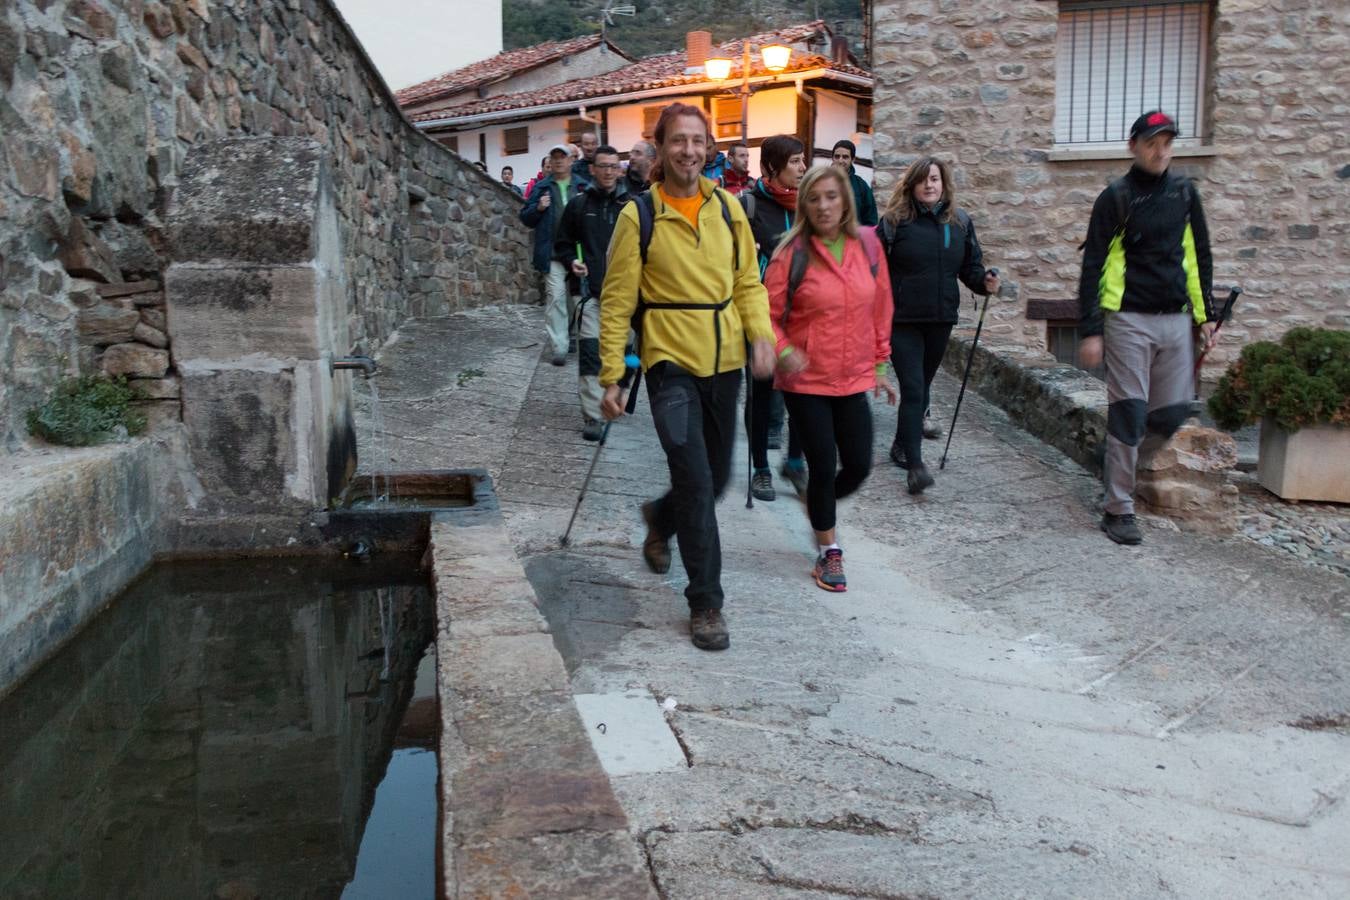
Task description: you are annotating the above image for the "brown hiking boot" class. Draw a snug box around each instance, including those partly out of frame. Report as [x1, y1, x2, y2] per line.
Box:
[640, 501, 671, 574]
[690, 609, 729, 651]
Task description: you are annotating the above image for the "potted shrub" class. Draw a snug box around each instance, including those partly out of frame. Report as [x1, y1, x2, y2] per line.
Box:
[1208, 327, 1350, 502]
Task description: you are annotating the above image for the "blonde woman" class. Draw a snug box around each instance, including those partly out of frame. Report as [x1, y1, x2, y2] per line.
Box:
[879, 157, 1000, 494]
[766, 165, 897, 592]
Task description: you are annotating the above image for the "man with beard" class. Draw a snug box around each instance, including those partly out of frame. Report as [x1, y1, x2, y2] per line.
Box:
[598, 104, 775, 651]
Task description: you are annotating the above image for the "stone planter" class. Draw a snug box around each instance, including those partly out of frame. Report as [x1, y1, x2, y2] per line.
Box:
[1257, 417, 1350, 503]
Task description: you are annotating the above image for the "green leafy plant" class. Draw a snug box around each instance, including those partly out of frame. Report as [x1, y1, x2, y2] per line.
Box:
[26, 376, 148, 446]
[1208, 327, 1350, 432]
[457, 367, 485, 387]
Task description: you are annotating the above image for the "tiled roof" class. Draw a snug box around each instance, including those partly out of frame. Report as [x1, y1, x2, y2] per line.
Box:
[395, 34, 624, 106]
[409, 21, 870, 124]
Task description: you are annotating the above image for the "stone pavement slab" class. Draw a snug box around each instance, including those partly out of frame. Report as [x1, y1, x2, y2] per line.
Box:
[366, 305, 1349, 898]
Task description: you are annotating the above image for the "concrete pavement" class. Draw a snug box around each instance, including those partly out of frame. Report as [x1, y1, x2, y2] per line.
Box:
[368, 305, 1349, 898]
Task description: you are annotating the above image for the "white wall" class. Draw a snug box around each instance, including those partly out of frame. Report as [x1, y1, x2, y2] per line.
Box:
[607, 96, 705, 153]
[746, 87, 798, 142]
[812, 90, 872, 184]
[451, 115, 576, 187]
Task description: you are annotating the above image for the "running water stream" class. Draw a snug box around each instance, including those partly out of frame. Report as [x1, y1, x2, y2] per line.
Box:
[363, 379, 393, 505]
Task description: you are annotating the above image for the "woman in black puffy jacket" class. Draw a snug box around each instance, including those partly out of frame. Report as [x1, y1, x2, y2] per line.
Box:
[879, 156, 999, 495]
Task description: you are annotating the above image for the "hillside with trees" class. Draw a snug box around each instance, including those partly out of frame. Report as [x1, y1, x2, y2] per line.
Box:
[503, 0, 864, 59]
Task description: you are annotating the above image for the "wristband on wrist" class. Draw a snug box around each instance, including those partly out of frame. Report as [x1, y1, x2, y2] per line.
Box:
[778, 345, 795, 360]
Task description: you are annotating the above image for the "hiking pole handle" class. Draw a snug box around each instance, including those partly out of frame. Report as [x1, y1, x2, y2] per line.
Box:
[1194, 287, 1242, 377]
[620, 353, 641, 414]
[1215, 286, 1241, 328]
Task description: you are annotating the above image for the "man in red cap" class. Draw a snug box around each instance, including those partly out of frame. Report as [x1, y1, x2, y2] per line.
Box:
[1077, 110, 1217, 545]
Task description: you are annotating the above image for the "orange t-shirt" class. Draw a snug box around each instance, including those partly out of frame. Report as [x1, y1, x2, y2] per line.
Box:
[659, 186, 702, 230]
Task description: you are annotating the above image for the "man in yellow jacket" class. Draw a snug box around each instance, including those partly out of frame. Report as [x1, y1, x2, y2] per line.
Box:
[599, 103, 776, 651]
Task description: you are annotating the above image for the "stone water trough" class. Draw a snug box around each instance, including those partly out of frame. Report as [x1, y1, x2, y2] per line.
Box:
[1, 137, 648, 896]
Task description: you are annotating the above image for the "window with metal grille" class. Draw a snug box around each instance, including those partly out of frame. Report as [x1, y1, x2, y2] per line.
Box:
[502, 126, 529, 156]
[712, 96, 744, 140]
[1048, 322, 1106, 379]
[1055, 0, 1211, 146]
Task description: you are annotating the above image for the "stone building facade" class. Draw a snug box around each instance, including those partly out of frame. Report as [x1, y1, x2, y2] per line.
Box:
[0, 0, 536, 449]
[871, 0, 1349, 377]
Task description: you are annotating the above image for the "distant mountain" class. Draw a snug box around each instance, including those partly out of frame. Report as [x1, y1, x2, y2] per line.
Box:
[503, 0, 864, 60]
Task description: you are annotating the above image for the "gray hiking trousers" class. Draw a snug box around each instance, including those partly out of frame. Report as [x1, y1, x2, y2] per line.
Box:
[1103, 310, 1194, 515]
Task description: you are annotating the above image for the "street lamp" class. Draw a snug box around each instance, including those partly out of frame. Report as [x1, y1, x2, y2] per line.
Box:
[705, 41, 793, 143]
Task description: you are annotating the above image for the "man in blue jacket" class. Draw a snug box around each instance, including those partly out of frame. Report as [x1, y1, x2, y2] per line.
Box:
[519, 145, 578, 365]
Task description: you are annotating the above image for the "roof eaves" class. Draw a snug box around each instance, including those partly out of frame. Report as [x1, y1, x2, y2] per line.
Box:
[415, 65, 872, 129]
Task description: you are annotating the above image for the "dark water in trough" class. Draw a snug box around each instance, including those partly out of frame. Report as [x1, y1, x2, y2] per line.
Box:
[0, 555, 439, 899]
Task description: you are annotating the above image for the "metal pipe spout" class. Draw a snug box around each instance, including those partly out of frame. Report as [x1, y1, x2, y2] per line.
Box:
[332, 355, 378, 378]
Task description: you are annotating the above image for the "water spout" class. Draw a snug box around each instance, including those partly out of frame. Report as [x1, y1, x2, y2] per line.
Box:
[333, 355, 378, 378]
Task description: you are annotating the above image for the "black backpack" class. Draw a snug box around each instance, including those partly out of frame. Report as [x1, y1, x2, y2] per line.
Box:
[878, 207, 972, 257]
[1077, 174, 1194, 250]
[628, 187, 742, 373]
[633, 187, 738, 266]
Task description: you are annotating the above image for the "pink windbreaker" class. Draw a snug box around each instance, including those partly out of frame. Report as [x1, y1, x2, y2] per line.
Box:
[766, 227, 893, 396]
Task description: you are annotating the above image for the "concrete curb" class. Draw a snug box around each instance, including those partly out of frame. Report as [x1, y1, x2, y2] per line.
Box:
[430, 514, 656, 899]
[941, 333, 1109, 474]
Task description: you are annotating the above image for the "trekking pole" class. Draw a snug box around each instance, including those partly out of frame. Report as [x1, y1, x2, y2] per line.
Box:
[744, 362, 755, 508]
[1193, 287, 1241, 385]
[559, 353, 641, 547]
[939, 274, 996, 471]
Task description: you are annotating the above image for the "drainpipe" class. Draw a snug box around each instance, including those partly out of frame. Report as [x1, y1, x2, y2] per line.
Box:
[795, 77, 816, 161]
[578, 105, 603, 141]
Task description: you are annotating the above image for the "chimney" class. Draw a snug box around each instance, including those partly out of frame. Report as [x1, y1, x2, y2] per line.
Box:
[686, 30, 711, 70]
[831, 34, 850, 66]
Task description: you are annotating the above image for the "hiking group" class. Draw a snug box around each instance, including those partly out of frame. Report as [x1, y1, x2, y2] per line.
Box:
[521, 103, 1214, 650]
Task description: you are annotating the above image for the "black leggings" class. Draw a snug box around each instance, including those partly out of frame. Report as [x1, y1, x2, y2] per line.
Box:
[891, 323, 953, 466]
[749, 377, 802, 469]
[783, 391, 874, 533]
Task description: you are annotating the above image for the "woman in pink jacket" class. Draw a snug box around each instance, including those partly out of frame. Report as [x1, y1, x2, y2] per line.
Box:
[766, 165, 897, 592]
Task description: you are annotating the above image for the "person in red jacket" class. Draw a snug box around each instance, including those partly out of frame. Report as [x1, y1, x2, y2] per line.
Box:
[766, 165, 897, 592]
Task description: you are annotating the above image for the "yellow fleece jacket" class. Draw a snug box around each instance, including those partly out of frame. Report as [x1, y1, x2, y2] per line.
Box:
[598, 177, 773, 385]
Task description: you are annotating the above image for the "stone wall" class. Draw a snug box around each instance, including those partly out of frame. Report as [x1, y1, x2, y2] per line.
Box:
[872, 0, 1349, 375]
[0, 0, 536, 450]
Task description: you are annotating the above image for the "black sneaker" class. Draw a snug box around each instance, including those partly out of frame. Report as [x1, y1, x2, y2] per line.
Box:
[582, 418, 604, 442]
[813, 548, 847, 592]
[640, 502, 671, 573]
[766, 426, 783, 450]
[779, 460, 808, 496]
[751, 468, 775, 501]
[922, 413, 942, 440]
[888, 443, 909, 470]
[550, 352, 566, 366]
[690, 609, 729, 651]
[1101, 512, 1142, 545]
[907, 463, 934, 495]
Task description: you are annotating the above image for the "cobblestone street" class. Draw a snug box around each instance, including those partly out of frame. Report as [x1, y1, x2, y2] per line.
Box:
[366, 305, 1349, 898]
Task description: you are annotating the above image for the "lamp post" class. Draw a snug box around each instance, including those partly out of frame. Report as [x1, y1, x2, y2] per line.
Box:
[706, 42, 792, 143]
